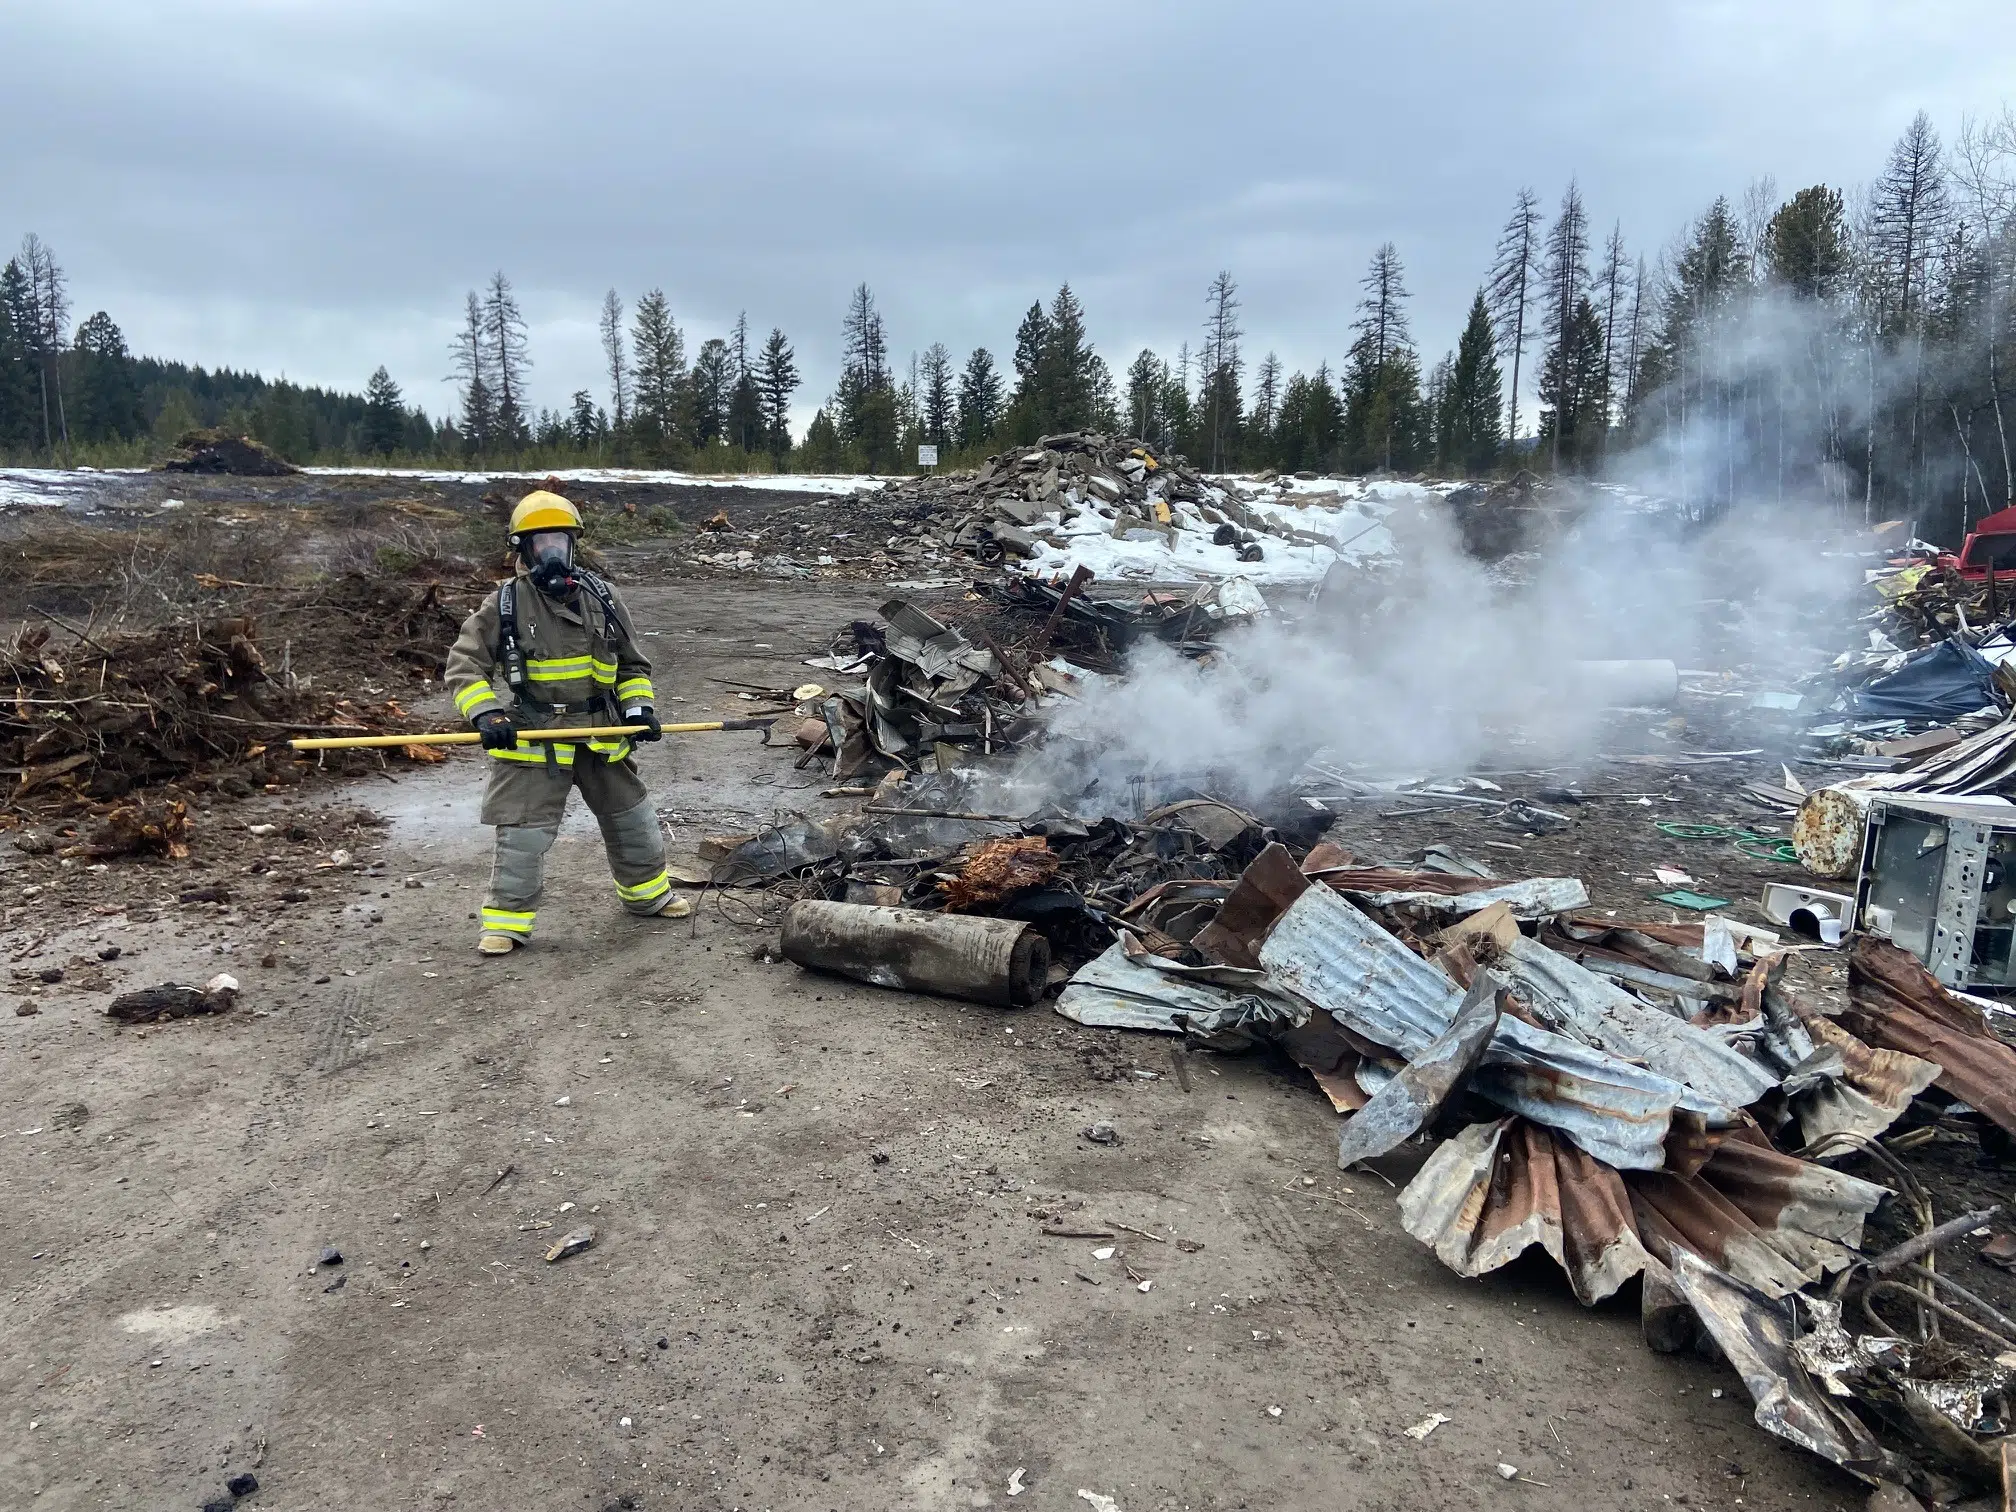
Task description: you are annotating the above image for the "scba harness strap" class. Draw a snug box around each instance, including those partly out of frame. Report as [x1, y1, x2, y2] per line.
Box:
[498, 572, 631, 772]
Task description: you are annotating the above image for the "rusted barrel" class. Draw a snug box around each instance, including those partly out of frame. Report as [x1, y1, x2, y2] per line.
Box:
[1793, 785, 1874, 879]
[779, 901, 1049, 1007]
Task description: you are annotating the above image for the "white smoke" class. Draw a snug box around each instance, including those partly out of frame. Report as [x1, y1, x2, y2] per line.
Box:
[1037, 485, 1865, 796]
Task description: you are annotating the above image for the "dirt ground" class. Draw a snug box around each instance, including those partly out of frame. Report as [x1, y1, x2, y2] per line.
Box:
[2, 574, 1875, 1512]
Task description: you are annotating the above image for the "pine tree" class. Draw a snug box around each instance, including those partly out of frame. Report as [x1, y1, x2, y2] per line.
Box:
[1248, 352, 1282, 462]
[836, 283, 890, 446]
[754, 328, 800, 458]
[1487, 190, 1544, 446]
[1275, 365, 1342, 473]
[1125, 349, 1165, 447]
[1010, 303, 1049, 404]
[1343, 244, 1424, 471]
[482, 271, 531, 450]
[1440, 291, 1504, 475]
[1161, 347, 1195, 456]
[955, 348, 1002, 449]
[0, 263, 36, 452]
[1595, 224, 1632, 460]
[1087, 353, 1119, 432]
[1199, 271, 1243, 470]
[362, 365, 405, 456]
[68, 312, 143, 443]
[1767, 186, 1850, 299]
[802, 408, 843, 471]
[1868, 113, 1953, 511]
[630, 290, 686, 459]
[727, 312, 763, 452]
[1540, 183, 1592, 471]
[569, 390, 602, 449]
[449, 291, 496, 455]
[1869, 112, 1951, 330]
[599, 290, 629, 434]
[15, 235, 70, 454]
[1035, 284, 1095, 432]
[920, 343, 954, 447]
[1537, 295, 1607, 469]
[689, 337, 732, 446]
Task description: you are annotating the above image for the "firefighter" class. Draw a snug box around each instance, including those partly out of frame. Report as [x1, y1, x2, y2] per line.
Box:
[444, 490, 682, 955]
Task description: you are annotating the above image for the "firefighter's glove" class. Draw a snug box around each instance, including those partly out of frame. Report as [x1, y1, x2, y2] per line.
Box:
[476, 712, 518, 751]
[628, 708, 663, 742]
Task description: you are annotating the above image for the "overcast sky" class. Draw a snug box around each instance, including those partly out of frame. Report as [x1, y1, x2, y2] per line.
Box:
[8, 0, 2014, 435]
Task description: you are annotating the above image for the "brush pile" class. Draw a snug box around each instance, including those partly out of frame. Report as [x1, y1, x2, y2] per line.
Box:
[0, 571, 485, 821]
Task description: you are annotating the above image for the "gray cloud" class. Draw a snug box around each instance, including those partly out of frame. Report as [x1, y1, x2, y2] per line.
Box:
[8, 0, 2014, 430]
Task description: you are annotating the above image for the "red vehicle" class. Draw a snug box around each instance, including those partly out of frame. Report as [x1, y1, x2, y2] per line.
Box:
[1948, 505, 2016, 580]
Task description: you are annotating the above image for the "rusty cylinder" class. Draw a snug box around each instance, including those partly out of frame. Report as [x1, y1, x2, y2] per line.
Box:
[779, 901, 1049, 1008]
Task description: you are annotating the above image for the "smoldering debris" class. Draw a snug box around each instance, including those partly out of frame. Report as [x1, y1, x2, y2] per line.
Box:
[713, 492, 2016, 1499]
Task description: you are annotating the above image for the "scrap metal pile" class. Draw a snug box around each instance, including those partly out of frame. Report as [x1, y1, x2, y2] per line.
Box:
[1064, 848, 2016, 1499]
[764, 752, 2016, 1498]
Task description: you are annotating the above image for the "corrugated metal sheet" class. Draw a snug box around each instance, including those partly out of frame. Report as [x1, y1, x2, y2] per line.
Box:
[1335, 977, 1500, 1168]
[1500, 935, 1781, 1109]
[1260, 885, 1735, 1170]
[1627, 1135, 1888, 1298]
[1395, 1116, 1657, 1305]
[1845, 936, 2016, 1137]
[1054, 942, 1303, 1044]
[1324, 873, 1591, 921]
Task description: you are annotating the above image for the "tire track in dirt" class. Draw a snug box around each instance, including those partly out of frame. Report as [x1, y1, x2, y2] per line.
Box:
[311, 974, 378, 1074]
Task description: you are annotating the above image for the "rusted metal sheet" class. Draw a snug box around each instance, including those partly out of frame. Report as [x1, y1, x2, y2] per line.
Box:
[1666, 1249, 1889, 1480]
[1499, 934, 1781, 1110]
[1845, 936, 2016, 1136]
[1794, 1015, 1941, 1145]
[1260, 884, 1720, 1170]
[1396, 1116, 1657, 1304]
[1627, 1134, 1888, 1298]
[1335, 976, 1501, 1169]
[1192, 841, 1309, 969]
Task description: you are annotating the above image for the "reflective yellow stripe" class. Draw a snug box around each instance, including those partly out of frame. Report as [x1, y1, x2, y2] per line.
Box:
[525, 657, 618, 683]
[614, 870, 671, 903]
[489, 744, 576, 765]
[455, 682, 499, 714]
[481, 908, 536, 936]
[615, 678, 654, 703]
[585, 738, 632, 761]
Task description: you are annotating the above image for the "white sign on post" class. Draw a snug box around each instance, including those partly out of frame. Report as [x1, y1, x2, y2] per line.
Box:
[917, 445, 939, 467]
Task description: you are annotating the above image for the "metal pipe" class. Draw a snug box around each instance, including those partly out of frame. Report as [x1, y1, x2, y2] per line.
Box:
[780, 900, 1049, 1008]
[289, 719, 774, 751]
[1864, 1206, 2001, 1277]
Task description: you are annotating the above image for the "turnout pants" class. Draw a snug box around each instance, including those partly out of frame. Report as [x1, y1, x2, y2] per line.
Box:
[478, 753, 670, 942]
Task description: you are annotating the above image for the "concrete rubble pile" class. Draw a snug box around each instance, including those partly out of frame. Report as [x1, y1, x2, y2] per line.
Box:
[836, 431, 1384, 578]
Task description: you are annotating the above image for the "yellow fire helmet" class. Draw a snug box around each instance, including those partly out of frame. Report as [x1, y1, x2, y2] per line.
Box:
[507, 489, 583, 542]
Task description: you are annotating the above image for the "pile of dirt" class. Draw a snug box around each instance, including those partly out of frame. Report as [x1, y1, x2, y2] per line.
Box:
[160, 428, 299, 476]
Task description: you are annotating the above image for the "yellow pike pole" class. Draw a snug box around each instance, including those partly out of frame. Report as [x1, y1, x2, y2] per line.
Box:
[288, 719, 775, 751]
